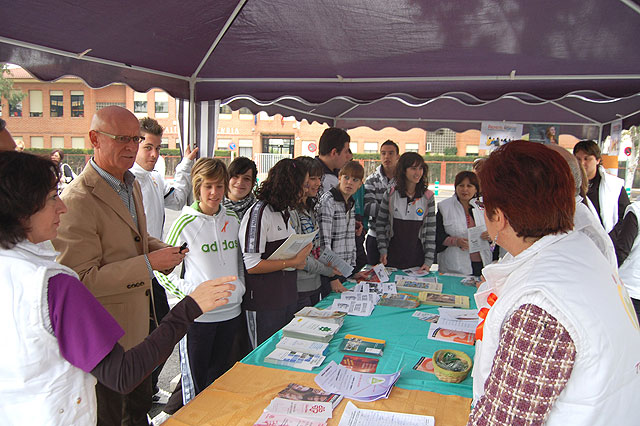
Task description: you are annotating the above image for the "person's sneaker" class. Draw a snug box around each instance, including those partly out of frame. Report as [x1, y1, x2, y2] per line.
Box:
[152, 388, 171, 405]
[151, 411, 171, 426]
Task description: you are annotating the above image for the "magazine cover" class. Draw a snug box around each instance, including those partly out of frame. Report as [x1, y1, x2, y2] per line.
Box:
[340, 355, 379, 373]
[277, 383, 343, 407]
[339, 334, 385, 356]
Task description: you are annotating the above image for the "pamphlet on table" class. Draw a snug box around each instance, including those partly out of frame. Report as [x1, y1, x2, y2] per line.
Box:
[277, 383, 343, 409]
[353, 281, 397, 294]
[276, 337, 329, 356]
[418, 291, 470, 308]
[412, 311, 440, 323]
[253, 412, 327, 426]
[378, 294, 420, 309]
[282, 317, 342, 342]
[401, 267, 432, 277]
[314, 361, 401, 402]
[295, 306, 346, 325]
[264, 348, 326, 370]
[394, 276, 442, 293]
[340, 355, 379, 373]
[427, 323, 475, 346]
[339, 334, 385, 356]
[330, 299, 376, 316]
[435, 307, 479, 334]
[338, 401, 435, 426]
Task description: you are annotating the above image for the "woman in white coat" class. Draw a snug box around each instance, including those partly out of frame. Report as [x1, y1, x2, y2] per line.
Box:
[436, 171, 492, 276]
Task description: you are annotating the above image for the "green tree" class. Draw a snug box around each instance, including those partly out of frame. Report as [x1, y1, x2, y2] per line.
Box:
[0, 63, 26, 109]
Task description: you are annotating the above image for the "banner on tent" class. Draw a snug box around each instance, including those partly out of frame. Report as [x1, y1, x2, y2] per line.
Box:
[479, 121, 523, 153]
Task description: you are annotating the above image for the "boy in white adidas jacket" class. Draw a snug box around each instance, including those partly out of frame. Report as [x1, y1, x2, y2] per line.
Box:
[156, 158, 245, 405]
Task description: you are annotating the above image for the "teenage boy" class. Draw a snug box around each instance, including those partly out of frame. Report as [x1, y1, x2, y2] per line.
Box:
[363, 140, 400, 264]
[573, 140, 629, 235]
[317, 161, 365, 293]
[315, 127, 353, 194]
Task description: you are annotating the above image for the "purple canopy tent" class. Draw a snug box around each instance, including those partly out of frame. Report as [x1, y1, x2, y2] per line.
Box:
[1, 0, 639, 143]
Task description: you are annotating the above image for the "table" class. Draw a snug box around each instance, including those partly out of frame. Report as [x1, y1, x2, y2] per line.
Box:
[166, 272, 477, 426]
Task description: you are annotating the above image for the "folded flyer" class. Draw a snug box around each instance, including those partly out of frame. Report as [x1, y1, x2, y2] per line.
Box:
[339, 334, 385, 357]
[318, 247, 354, 277]
[427, 322, 475, 346]
[338, 401, 434, 426]
[314, 361, 401, 402]
[277, 383, 343, 409]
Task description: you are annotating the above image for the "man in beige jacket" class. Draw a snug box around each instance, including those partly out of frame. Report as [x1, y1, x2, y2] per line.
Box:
[53, 106, 187, 426]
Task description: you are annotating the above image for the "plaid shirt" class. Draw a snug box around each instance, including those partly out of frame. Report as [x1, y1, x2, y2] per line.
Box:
[317, 187, 356, 267]
[363, 165, 394, 234]
[468, 304, 576, 426]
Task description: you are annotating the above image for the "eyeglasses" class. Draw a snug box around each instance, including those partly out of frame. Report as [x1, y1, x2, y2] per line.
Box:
[94, 130, 145, 144]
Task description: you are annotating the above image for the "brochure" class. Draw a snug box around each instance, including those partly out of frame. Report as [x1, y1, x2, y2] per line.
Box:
[401, 267, 432, 277]
[352, 281, 397, 294]
[264, 349, 326, 370]
[282, 317, 342, 342]
[467, 225, 487, 253]
[427, 323, 475, 346]
[412, 357, 435, 374]
[315, 361, 402, 402]
[435, 307, 479, 334]
[338, 401, 435, 426]
[253, 412, 327, 426]
[339, 334, 385, 357]
[295, 306, 346, 325]
[340, 291, 381, 305]
[411, 311, 440, 323]
[355, 263, 390, 283]
[330, 299, 375, 317]
[268, 230, 318, 268]
[418, 292, 470, 309]
[340, 355, 379, 373]
[378, 294, 420, 309]
[265, 398, 333, 421]
[318, 247, 354, 277]
[276, 337, 330, 356]
[277, 383, 343, 408]
[394, 276, 443, 293]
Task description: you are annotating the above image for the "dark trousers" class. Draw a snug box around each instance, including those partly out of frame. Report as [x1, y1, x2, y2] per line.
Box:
[297, 288, 321, 310]
[366, 235, 380, 265]
[185, 316, 241, 395]
[96, 375, 152, 426]
[149, 278, 171, 393]
[246, 303, 298, 349]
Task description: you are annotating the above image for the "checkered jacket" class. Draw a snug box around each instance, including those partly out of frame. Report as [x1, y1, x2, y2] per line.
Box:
[364, 165, 394, 235]
[317, 187, 356, 267]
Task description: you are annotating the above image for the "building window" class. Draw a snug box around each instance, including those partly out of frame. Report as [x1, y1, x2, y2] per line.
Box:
[239, 107, 253, 120]
[349, 142, 358, 154]
[29, 90, 43, 117]
[154, 92, 169, 117]
[31, 136, 44, 149]
[96, 102, 125, 111]
[427, 129, 456, 154]
[405, 143, 419, 153]
[364, 142, 378, 154]
[50, 90, 64, 117]
[9, 99, 22, 117]
[71, 137, 85, 149]
[219, 105, 232, 120]
[217, 138, 231, 151]
[239, 139, 253, 158]
[161, 138, 169, 149]
[51, 136, 64, 149]
[71, 91, 84, 117]
[134, 92, 147, 114]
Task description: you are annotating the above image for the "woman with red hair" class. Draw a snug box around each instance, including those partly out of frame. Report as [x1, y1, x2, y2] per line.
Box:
[469, 141, 640, 425]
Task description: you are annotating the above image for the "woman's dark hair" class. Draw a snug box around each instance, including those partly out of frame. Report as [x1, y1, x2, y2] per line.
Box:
[478, 140, 574, 239]
[50, 149, 64, 162]
[394, 152, 429, 196]
[228, 156, 258, 187]
[572, 140, 601, 160]
[255, 158, 308, 211]
[294, 156, 322, 210]
[454, 170, 480, 194]
[0, 151, 61, 249]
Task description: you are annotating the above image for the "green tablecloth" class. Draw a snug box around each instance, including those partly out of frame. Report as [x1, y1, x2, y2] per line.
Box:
[241, 272, 477, 398]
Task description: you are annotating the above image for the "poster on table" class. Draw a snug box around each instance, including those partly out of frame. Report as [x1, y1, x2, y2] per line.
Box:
[529, 124, 560, 144]
[479, 121, 523, 152]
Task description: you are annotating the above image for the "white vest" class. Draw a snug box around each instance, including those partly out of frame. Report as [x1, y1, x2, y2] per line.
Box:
[574, 196, 617, 269]
[437, 196, 492, 275]
[597, 166, 624, 233]
[619, 202, 640, 299]
[473, 231, 640, 425]
[0, 241, 97, 426]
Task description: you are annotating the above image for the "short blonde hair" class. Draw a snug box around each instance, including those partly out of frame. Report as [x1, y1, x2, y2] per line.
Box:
[338, 160, 364, 180]
[192, 158, 229, 201]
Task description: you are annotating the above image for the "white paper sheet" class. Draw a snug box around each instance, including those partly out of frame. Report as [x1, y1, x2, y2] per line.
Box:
[318, 247, 354, 277]
[268, 230, 318, 262]
[467, 225, 486, 253]
[337, 402, 434, 426]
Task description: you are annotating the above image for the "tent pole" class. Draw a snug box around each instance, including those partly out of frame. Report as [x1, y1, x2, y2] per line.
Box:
[598, 125, 604, 144]
[189, 78, 196, 150]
